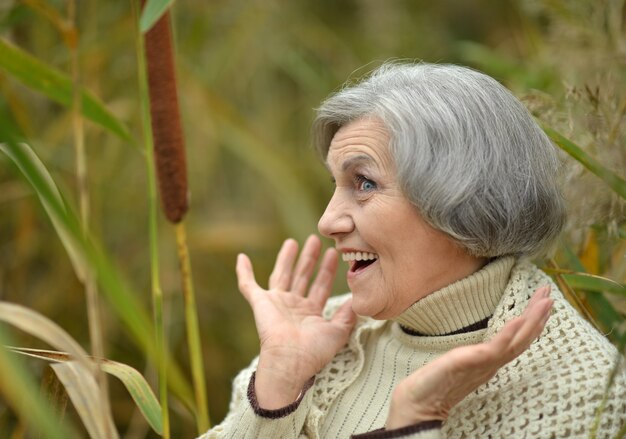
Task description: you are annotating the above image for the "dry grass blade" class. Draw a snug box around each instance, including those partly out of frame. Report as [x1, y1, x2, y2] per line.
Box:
[544, 270, 626, 297]
[0, 303, 118, 437]
[51, 362, 119, 439]
[10, 347, 163, 435]
[66, 0, 112, 435]
[0, 302, 91, 371]
[0, 140, 195, 412]
[39, 365, 69, 432]
[547, 260, 601, 329]
[544, 127, 626, 200]
[0, 330, 77, 439]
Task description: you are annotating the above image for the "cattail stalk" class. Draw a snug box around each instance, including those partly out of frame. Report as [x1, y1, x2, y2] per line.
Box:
[67, 1, 112, 437]
[134, 1, 171, 437]
[141, 1, 209, 433]
[175, 222, 210, 432]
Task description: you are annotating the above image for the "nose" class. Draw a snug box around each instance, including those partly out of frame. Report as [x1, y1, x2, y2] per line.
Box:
[318, 189, 354, 239]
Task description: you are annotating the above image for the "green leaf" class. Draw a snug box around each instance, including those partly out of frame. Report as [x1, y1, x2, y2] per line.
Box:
[9, 348, 163, 435]
[560, 247, 624, 337]
[0, 141, 194, 411]
[0, 142, 88, 282]
[140, 0, 175, 33]
[544, 127, 626, 200]
[561, 273, 626, 297]
[0, 38, 131, 141]
[101, 361, 162, 434]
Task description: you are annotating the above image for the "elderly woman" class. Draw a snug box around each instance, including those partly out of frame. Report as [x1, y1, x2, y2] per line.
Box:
[201, 63, 625, 438]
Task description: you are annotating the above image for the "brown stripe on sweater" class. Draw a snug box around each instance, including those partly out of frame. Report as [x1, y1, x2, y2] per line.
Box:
[400, 315, 491, 337]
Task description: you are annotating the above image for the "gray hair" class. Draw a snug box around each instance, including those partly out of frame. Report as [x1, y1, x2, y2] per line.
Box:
[313, 63, 566, 258]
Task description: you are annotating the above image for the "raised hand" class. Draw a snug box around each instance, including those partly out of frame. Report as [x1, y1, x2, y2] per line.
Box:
[236, 235, 357, 409]
[386, 285, 553, 429]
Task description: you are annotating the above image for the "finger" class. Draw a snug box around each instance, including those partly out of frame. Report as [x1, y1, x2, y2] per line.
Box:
[330, 298, 357, 333]
[308, 248, 339, 308]
[290, 235, 322, 296]
[495, 285, 551, 357]
[486, 317, 524, 358]
[236, 253, 260, 302]
[268, 239, 298, 290]
[490, 298, 552, 364]
[511, 298, 553, 349]
[523, 285, 551, 315]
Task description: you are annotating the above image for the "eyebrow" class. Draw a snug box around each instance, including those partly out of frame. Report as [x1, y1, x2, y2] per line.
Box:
[325, 154, 374, 173]
[341, 154, 374, 171]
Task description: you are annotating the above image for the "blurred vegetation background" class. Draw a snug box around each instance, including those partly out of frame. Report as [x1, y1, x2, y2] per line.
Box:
[0, 0, 624, 437]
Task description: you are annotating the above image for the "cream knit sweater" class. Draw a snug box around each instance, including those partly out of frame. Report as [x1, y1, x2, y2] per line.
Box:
[200, 258, 626, 438]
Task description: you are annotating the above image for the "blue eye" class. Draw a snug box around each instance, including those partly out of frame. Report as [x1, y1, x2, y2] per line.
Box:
[356, 175, 377, 192]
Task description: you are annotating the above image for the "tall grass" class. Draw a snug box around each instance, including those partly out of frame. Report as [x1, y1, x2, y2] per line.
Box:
[0, 0, 623, 437]
[67, 0, 112, 435]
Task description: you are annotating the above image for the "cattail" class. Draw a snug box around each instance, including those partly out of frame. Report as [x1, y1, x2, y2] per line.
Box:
[143, 8, 188, 223]
[141, 6, 209, 432]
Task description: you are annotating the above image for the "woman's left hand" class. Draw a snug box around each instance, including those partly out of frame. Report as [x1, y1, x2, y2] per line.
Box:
[385, 285, 553, 429]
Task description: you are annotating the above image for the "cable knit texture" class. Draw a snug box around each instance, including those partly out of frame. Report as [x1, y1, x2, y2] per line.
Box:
[199, 258, 626, 438]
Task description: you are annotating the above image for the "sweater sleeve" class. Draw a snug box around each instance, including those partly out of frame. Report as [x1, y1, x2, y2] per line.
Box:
[351, 421, 442, 439]
[197, 361, 314, 438]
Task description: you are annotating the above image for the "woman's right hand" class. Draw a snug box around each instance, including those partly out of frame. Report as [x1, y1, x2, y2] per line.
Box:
[236, 235, 357, 409]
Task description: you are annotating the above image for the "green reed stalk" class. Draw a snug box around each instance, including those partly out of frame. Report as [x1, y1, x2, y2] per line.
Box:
[133, 1, 171, 437]
[67, 1, 112, 436]
[175, 222, 210, 432]
[141, 3, 209, 432]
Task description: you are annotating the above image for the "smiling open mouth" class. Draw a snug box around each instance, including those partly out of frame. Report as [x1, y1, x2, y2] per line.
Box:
[342, 252, 378, 272]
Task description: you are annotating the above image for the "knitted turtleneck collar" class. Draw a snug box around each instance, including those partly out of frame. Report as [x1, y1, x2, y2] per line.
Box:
[392, 256, 515, 336]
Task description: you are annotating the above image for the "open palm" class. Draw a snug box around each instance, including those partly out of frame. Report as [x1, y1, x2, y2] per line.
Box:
[386, 285, 553, 428]
[236, 236, 356, 408]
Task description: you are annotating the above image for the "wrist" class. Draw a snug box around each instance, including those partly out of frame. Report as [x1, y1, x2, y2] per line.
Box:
[386, 383, 446, 429]
[255, 355, 312, 409]
[248, 371, 315, 417]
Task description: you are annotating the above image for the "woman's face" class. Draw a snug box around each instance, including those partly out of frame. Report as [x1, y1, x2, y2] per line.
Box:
[318, 117, 485, 319]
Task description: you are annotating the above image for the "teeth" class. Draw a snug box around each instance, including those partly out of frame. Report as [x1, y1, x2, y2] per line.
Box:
[342, 252, 378, 262]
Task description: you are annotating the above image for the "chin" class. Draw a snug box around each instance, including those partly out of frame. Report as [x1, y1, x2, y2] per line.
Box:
[350, 297, 385, 319]
[349, 297, 370, 317]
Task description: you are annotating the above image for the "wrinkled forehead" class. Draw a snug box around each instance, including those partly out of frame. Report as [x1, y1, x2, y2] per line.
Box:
[324, 118, 395, 174]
